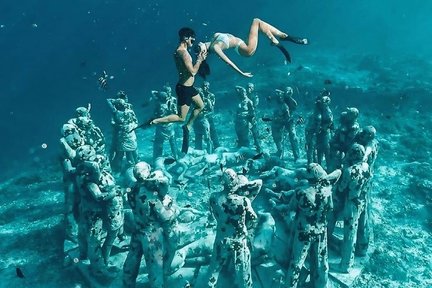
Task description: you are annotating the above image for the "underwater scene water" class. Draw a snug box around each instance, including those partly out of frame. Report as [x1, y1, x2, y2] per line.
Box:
[0, 1, 432, 287]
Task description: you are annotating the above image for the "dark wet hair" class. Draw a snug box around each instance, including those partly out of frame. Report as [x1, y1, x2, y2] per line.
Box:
[197, 60, 210, 79]
[193, 43, 210, 79]
[193, 44, 202, 54]
[178, 27, 195, 41]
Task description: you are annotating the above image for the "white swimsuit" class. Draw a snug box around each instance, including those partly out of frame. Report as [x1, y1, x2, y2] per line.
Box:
[213, 33, 231, 48]
[212, 33, 245, 55]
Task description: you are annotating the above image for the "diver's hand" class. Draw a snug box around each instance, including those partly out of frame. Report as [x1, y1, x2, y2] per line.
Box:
[198, 50, 208, 62]
[242, 72, 253, 78]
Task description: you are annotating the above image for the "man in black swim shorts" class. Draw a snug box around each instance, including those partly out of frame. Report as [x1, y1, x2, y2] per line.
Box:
[176, 83, 198, 107]
[150, 27, 208, 154]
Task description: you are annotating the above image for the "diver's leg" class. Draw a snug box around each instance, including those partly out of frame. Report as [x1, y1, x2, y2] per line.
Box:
[186, 95, 204, 129]
[151, 101, 190, 125]
[241, 18, 261, 55]
[182, 95, 204, 153]
[256, 18, 287, 44]
[150, 112, 187, 124]
[244, 17, 287, 48]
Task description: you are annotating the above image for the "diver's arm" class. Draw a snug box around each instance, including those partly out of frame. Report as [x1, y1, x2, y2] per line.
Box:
[212, 45, 252, 77]
[179, 49, 207, 76]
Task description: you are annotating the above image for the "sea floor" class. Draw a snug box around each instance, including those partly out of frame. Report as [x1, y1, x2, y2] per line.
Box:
[0, 53, 431, 287]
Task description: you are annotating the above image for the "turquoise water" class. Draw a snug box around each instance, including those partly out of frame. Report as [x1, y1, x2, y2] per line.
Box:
[1, 0, 431, 175]
[1, 2, 432, 287]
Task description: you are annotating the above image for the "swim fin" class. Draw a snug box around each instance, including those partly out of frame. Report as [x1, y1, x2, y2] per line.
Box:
[275, 44, 292, 63]
[280, 35, 308, 45]
[129, 119, 153, 133]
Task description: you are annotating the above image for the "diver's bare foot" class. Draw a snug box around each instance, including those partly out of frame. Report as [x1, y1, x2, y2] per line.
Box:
[266, 32, 280, 45]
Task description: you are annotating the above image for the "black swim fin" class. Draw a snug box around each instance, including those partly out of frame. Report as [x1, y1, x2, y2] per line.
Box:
[275, 44, 292, 63]
[129, 119, 153, 133]
[280, 35, 308, 45]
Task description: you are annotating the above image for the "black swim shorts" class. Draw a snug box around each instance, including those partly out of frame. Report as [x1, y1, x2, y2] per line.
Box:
[176, 83, 199, 106]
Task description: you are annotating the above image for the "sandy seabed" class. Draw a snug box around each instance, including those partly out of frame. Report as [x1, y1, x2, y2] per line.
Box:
[1, 53, 431, 288]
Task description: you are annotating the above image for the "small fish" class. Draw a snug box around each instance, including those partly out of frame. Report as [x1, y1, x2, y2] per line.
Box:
[242, 167, 248, 175]
[164, 157, 176, 165]
[296, 116, 305, 125]
[220, 163, 224, 172]
[184, 204, 192, 208]
[261, 117, 272, 122]
[98, 71, 109, 90]
[252, 152, 264, 160]
[385, 115, 391, 119]
[98, 78, 107, 90]
[265, 127, 270, 133]
[16, 267, 25, 278]
[296, 65, 304, 71]
[324, 79, 332, 85]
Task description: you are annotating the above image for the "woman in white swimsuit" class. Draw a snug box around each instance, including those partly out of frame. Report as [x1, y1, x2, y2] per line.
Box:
[197, 18, 308, 78]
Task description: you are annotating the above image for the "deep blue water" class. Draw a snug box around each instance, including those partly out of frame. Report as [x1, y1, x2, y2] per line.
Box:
[1, 0, 431, 178]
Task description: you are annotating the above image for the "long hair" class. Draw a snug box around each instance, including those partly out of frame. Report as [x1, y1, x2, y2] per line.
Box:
[197, 60, 210, 79]
[193, 44, 211, 79]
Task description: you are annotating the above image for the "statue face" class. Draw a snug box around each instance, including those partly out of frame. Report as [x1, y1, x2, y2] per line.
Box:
[223, 169, 239, 190]
[247, 84, 254, 93]
[203, 82, 210, 91]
